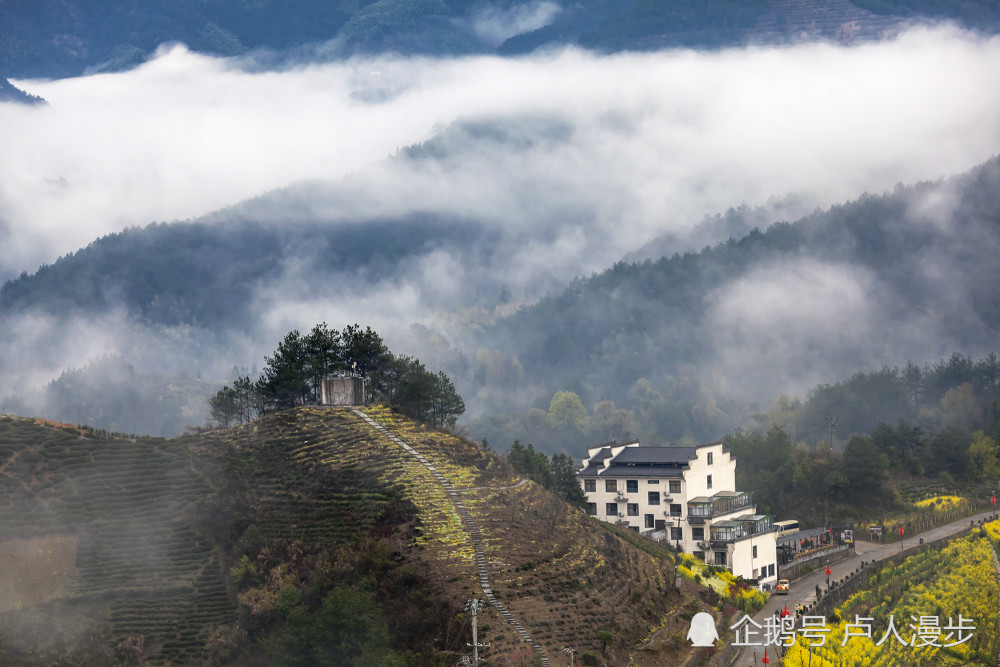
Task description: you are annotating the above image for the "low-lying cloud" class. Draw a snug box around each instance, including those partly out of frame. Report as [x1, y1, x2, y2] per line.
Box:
[3, 24, 1000, 433]
[3, 25, 999, 283]
[468, 1, 563, 47]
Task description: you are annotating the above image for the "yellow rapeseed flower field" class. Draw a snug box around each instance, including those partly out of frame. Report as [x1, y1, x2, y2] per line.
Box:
[784, 525, 999, 666]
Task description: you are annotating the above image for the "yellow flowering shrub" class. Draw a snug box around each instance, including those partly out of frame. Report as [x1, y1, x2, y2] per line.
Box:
[914, 495, 965, 511]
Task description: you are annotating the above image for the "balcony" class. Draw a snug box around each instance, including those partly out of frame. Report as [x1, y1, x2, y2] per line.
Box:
[709, 520, 747, 544]
[706, 516, 775, 545]
[738, 514, 775, 535]
[687, 491, 754, 524]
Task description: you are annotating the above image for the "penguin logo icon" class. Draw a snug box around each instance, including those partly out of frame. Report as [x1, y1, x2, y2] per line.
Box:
[687, 612, 719, 646]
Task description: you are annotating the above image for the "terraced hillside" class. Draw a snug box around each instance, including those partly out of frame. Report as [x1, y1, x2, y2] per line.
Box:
[0, 407, 714, 665]
[0, 416, 233, 665]
[200, 406, 699, 665]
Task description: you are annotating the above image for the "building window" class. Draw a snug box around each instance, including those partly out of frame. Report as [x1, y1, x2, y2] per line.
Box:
[605, 480, 617, 493]
[752, 545, 757, 558]
[648, 491, 660, 505]
[769, 564, 775, 577]
[629, 526, 639, 532]
[692, 527, 704, 541]
[584, 479, 596, 492]
[648, 479, 659, 484]
[693, 551, 705, 561]
[715, 551, 727, 566]
[606, 503, 618, 516]
[645, 514, 654, 528]
[626, 479, 639, 493]
[671, 527, 683, 541]
[707, 452, 714, 465]
[669, 503, 682, 517]
[707, 474, 713, 490]
[586, 503, 597, 516]
[669, 480, 681, 494]
[627, 503, 639, 516]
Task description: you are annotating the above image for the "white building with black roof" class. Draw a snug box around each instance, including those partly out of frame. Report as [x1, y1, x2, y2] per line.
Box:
[577, 440, 778, 586]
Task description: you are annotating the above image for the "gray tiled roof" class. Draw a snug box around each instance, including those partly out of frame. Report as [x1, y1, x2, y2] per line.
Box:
[587, 447, 613, 463]
[578, 444, 705, 478]
[611, 446, 698, 464]
[600, 464, 685, 478]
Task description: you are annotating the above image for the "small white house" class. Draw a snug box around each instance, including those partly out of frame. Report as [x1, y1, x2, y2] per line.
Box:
[578, 441, 777, 586]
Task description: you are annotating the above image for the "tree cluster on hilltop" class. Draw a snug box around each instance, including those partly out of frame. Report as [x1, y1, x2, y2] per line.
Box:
[209, 323, 464, 430]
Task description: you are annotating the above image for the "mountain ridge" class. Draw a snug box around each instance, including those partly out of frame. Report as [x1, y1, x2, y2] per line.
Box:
[4, 155, 1000, 439]
[4, 0, 1000, 80]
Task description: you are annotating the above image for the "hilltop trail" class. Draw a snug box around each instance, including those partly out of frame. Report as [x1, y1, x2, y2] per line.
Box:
[351, 408, 551, 667]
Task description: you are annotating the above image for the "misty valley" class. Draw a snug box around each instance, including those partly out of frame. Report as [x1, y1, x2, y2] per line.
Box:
[3, 1, 1000, 665]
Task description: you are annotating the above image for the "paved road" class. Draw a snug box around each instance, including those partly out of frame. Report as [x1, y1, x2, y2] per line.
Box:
[727, 511, 997, 665]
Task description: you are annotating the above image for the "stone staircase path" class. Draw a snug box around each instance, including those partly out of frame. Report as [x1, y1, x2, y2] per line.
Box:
[351, 409, 550, 667]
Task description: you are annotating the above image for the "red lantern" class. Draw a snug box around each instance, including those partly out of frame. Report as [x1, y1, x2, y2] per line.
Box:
[898, 526, 904, 536]
[825, 566, 831, 576]
[762, 649, 770, 664]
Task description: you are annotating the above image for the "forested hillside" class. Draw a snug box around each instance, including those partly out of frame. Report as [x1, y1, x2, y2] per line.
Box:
[466, 155, 1000, 450]
[4, 0, 1000, 80]
[4, 154, 1000, 441]
[0, 77, 44, 104]
[0, 216, 484, 329]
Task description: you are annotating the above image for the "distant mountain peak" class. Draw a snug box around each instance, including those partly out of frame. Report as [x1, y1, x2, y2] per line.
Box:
[0, 78, 46, 105]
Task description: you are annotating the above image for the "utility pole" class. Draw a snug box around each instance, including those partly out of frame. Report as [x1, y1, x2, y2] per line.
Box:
[825, 416, 838, 453]
[465, 599, 490, 666]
